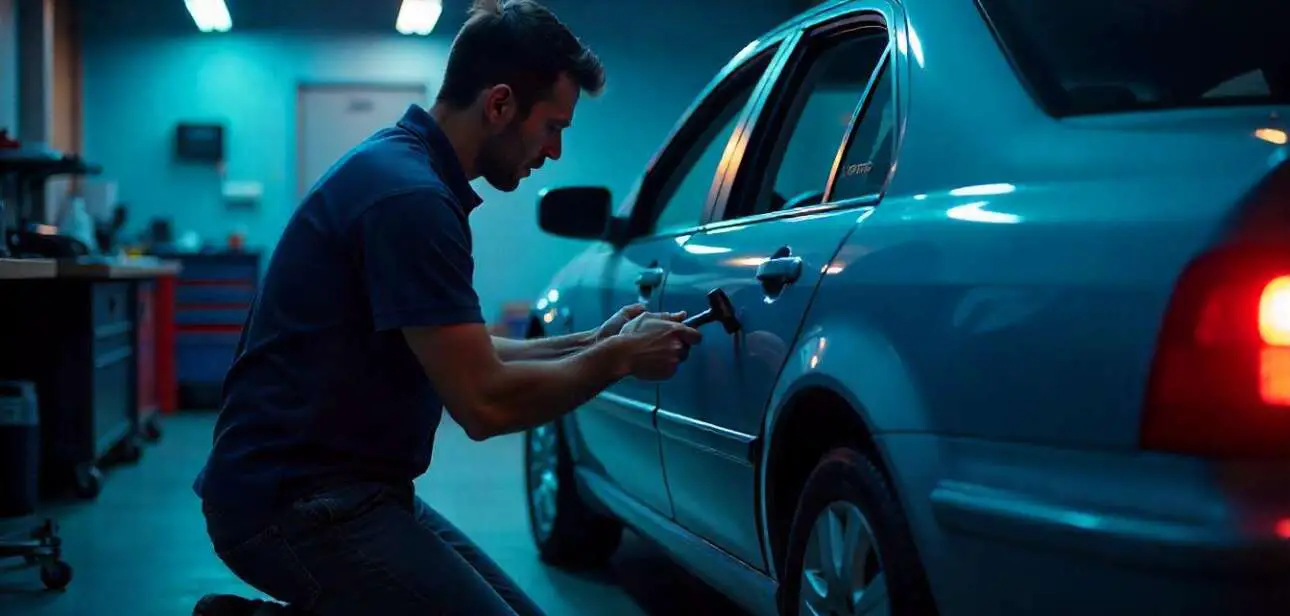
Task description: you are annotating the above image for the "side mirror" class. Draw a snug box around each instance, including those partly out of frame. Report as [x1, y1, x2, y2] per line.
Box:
[538, 186, 612, 240]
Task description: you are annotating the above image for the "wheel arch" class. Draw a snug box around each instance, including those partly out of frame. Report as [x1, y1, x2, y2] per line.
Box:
[759, 375, 894, 580]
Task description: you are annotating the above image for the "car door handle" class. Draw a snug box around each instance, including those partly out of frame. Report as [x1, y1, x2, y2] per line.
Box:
[755, 256, 803, 284]
[636, 266, 665, 289]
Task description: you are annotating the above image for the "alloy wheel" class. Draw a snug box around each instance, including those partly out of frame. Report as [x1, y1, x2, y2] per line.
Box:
[526, 423, 560, 541]
[800, 501, 889, 616]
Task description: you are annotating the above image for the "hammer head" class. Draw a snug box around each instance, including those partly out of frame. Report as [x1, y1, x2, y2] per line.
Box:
[705, 288, 740, 333]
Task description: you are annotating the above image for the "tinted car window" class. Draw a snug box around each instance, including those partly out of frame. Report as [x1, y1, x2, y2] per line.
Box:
[979, 0, 1290, 115]
[829, 61, 895, 202]
[651, 63, 768, 234]
[743, 30, 888, 217]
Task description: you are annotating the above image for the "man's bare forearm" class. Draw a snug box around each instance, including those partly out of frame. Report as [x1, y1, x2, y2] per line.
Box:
[469, 337, 628, 439]
[491, 330, 596, 362]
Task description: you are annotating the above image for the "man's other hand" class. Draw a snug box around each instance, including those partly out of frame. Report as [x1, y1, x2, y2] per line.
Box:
[595, 303, 685, 341]
[617, 312, 702, 381]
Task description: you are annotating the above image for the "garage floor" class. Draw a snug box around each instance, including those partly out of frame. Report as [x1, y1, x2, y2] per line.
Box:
[0, 412, 748, 616]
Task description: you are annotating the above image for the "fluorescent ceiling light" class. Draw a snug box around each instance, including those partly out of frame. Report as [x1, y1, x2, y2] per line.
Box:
[397, 0, 443, 35]
[184, 0, 232, 32]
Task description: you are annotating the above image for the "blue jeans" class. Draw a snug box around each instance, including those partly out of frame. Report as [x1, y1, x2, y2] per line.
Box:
[203, 482, 547, 616]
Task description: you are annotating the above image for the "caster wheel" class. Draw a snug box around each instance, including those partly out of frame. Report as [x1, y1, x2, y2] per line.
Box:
[143, 415, 163, 442]
[117, 439, 143, 465]
[75, 464, 103, 499]
[40, 560, 72, 590]
[31, 519, 59, 540]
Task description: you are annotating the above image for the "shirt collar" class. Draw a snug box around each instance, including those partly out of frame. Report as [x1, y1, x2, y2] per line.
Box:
[396, 104, 483, 211]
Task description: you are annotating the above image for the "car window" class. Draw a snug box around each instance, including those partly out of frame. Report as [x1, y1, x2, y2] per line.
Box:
[978, 0, 1290, 115]
[828, 61, 895, 202]
[740, 29, 889, 217]
[647, 57, 770, 235]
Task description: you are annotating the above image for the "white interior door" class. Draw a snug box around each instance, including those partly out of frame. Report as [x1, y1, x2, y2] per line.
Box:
[297, 84, 427, 197]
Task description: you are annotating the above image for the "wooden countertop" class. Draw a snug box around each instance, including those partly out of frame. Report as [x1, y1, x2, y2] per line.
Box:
[0, 258, 58, 279]
[0, 257, 182, 280]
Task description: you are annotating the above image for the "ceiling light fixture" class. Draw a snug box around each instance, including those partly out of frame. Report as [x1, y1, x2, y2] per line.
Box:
[184, 0, 232, 32]
[397, 0, 443, 35]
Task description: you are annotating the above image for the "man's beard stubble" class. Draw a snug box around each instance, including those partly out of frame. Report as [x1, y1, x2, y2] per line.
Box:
[476, 124, 525, 193]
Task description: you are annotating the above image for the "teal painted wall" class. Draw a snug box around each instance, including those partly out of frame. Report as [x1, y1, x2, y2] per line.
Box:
[0, 0, 16, 135]
[79, 1, 799, 319]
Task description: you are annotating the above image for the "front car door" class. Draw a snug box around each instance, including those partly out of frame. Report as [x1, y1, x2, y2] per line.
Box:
[656, 6, 903, 570]
[567, 40, 784, 517]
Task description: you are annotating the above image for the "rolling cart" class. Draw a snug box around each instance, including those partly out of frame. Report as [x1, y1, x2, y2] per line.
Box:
[0, 380, 72, 590]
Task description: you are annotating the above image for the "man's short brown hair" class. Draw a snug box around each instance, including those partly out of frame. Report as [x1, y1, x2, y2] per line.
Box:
[436, 0, 605, 117]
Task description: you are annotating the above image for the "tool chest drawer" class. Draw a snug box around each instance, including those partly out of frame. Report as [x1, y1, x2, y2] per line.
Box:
[92, 282, 131, 327]
[0, 279, 141, 497]
[155, 251, 262, 408]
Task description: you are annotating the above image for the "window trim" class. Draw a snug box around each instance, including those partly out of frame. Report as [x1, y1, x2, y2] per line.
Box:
[821, 50, 893, 205]
[972, 0, 1070, 117]
[619, 39, 791, 242]
[708, 7, 899, 229]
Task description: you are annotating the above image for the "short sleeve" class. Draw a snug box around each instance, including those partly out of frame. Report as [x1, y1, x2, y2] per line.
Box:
[356, 188, 484, 331]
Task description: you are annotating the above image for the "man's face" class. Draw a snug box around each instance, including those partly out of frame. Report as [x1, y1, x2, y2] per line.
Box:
[478, 73, 579, 192]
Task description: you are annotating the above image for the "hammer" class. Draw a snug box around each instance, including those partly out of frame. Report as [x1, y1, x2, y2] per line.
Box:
[682, 288, 740, 334]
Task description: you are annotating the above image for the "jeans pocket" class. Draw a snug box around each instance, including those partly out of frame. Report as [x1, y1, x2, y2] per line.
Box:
[289, 483, 391, 529]
[216, 526, 321, 609]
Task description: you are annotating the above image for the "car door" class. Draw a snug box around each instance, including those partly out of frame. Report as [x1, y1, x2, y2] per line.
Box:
[656, 10, 901, 570]
[567, 41, 785, 517]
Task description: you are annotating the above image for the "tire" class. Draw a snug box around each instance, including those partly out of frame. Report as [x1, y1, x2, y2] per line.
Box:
[523, 420, 622, 569]
[779, 447, 936, 616]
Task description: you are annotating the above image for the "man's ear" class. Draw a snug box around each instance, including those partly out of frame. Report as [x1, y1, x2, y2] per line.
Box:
[481, 84, 517, 129]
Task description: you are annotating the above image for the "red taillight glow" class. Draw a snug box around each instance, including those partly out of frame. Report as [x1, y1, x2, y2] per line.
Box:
[1260, 276, 1290, 346]
[1260, 276, 1290, 406]
[1141, 247, 1290, 457]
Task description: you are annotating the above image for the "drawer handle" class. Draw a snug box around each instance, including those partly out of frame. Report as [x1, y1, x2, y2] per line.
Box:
[94, 322, 133, 338]
[94, 347, 133, 369]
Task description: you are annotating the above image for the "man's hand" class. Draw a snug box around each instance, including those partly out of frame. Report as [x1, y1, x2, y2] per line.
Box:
[615, 312, 702, 381]
[595, 303, 685, 341]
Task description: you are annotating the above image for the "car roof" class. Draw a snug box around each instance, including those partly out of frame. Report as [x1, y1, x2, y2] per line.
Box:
[759, 0, 896, 41]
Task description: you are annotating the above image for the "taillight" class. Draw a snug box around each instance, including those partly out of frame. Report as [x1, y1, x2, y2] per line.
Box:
[1141, 245, 1290, 457]
[1262, 276, 1290, 406]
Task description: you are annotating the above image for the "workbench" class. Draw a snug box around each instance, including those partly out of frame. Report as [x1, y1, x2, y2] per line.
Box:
[0, 256, 181, 499]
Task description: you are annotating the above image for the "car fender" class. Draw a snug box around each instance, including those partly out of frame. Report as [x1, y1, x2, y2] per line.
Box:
[756, 308, 935, 579]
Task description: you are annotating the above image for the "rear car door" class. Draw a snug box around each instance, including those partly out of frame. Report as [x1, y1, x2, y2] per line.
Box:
[569, 42, 782, 517]
[656, 9, 901, 569]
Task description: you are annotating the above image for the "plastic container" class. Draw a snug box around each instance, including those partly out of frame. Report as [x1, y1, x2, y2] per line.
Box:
[0, 380, 40, 518]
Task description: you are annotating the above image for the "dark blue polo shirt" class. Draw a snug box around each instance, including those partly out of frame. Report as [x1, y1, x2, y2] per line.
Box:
[193, 105, 484, 525]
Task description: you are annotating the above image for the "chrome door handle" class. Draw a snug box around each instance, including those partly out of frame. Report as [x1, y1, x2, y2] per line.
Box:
[636, 266, 665, 289]
[755, 257, 803, 284]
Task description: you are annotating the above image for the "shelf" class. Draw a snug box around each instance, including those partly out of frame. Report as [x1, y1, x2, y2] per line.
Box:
[0, 149, 103, 179]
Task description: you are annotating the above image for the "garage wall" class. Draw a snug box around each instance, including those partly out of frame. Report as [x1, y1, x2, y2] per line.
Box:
[0, 0, 15, 134]
[79, 0, 799, 320]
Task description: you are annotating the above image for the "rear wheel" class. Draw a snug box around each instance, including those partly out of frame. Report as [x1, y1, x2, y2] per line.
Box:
[779, 447, 936, 616]
[524, 421, 622, 568]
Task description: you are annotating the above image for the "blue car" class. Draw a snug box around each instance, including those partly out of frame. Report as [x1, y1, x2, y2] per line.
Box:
[521, 1, 1290, 614]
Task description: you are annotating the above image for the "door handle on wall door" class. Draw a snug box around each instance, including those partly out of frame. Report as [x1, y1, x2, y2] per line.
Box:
[755, 257, 803, 285]
[635, 266, 665, 290]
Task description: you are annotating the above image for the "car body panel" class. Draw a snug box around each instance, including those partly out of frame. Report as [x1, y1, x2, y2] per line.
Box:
[566, 238, 683, 517]
[655, 206, 865, 570]
[526, 0, 1290, 614]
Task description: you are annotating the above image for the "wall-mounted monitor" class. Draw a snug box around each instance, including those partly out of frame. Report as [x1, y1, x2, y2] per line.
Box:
[175, 123, 225, 162]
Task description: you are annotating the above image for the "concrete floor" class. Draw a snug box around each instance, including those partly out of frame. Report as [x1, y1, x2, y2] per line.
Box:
[0, 412, 748, 616]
